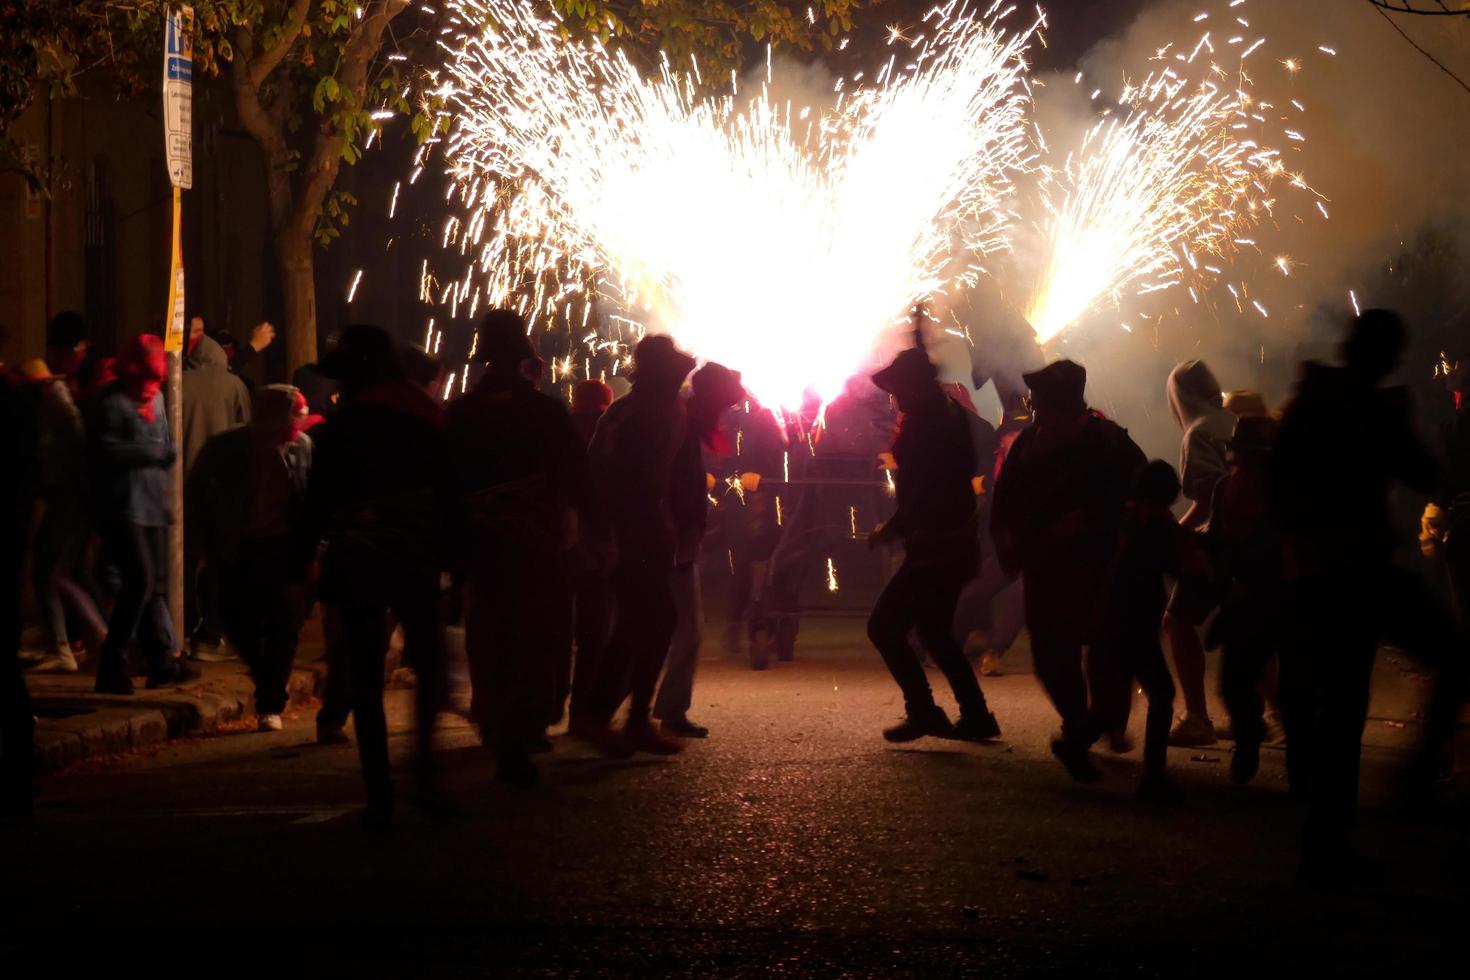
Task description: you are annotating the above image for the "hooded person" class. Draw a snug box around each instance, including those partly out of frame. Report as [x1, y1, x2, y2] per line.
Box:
[652, 361, 745, 738]
[189, 385, 312, 731]
[865, 344, 1001, 744]
[297, 324, 452, 826]
[448, 309, 594, 785]
[181, 333, 251, 658]
[1161, 360, 1235, 747]
[1272, 310, 1464, 886]
[575, 334, 696, 757]
[91, 335, 196, 693]
[990, 358, 1146, 781]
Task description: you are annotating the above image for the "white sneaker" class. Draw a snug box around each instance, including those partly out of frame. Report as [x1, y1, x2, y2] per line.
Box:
[34, 648, 79, 673]
[1167, 713, 1217, 747]
[258, 714, 284, 732]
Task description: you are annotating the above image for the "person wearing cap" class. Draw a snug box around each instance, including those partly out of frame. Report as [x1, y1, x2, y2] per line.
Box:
[298, 324, 452, 826]
[1271, 310, 1464, 885]
[990, 358, 1146, 780]
[576, 334, 696, 757]
[18, 359, 104, 674]
[1205, 415, 1291, 787]
[866, 345, 1001, 744]
[91, 335, 198, 694]
[448, 309, 594, 785]
[188, 385, 312, 733]
[652, 361, 745, 738]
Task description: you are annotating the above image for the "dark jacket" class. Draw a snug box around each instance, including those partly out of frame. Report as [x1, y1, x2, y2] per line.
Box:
[297, 381, 451, 603]
[1272, 362, 1438, 571]
[448, 374, 592, 569]
[991, 412, 1146, 578]
[92, 386, 174, 527]
[587, 384, 685, 558]
[187, 426, 311, 564]
[886, 395, 978, 564]
[1096, 507, 1190, 637]
[31, 378, 86, 502]
[182, 336, 250, 476]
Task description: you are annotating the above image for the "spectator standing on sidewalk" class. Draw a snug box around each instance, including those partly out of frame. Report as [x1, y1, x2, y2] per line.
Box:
[91, 335, 197, 694]
[182, 333, 250, 661]
[189, 385, 312, 732]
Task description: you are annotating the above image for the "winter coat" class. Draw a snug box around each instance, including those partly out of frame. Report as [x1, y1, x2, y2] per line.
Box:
[1166, 360, 1235, 513]
[1272, 361, 1438, 571]
[92, 385, 174, 527]
[297, 381, 452, 603]
[886, 394, 979, 566]
[186, 425, 311, 565]
[32, 379, 86, 502]
[448, 374, 592, 569]
[587, 383, 686, 561]
[182, 335, 250, 476]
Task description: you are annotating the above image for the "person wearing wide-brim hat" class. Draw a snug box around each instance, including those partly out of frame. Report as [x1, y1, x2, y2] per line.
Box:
[573, 333, 696, 757]
[990, 357, 1147, 783]
[865, 343, 1002, 745]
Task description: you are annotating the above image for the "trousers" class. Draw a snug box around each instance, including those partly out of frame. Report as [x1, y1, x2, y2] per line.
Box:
[98, 521, 177, 679]
[587, 541, 676, 724]
[654, 563, 702, 722]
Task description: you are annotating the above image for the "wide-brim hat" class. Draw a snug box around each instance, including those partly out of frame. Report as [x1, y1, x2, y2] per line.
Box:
[631, 335, 696, 387]
[1022, 359, 1087, 411]
[316, 324, 399, 382]
[872, 348, 938, 395]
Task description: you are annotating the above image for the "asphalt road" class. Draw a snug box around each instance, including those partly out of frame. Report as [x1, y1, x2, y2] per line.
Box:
[2, 619, 1462, 977]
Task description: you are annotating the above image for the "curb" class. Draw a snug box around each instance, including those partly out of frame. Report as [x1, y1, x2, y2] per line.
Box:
[31, 665, 324, 774]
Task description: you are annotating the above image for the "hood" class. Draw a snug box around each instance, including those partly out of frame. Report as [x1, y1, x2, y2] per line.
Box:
[187, 334, 229, 370]
[1167, 360, 1227, 431]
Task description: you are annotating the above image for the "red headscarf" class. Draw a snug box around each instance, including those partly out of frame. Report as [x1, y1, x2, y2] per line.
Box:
[116, 335, 168, 421]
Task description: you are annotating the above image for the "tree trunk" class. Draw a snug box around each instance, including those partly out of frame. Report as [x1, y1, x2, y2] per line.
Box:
[277, 235, 317, 370]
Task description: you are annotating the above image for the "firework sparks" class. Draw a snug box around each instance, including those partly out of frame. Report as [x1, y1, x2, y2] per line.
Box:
[431, 0, 1038, 408]
[1021, 0, 1322, 344]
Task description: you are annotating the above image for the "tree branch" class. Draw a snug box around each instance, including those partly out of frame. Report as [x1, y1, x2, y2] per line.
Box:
[249, 0, 313, 88]
[1371, 1, 1470, 95]
[1368, 1, 1470, 14]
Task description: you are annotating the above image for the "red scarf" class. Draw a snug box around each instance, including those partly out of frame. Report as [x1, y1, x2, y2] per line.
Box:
[116, 335, 168, 422]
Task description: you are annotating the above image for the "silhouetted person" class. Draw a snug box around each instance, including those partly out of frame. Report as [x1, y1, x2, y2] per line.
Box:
[19, 359, 104, 673]
[575, 335, 696, 757]
[1, 372, 39, 821]
[991, 360, 1145, 780]
[189, 385, 312, 732]
[866, 346, 1000, 743]
[566, 380, 615, 725]
[449, 310, 592, 786]
[92, 335, 197, 694]
[44, 311, 89, 398]
[1206, 416, 1295, 786]
[1272, 309, 1466, 885]
[299, 325, 451, 827]
[1163, 360, 1233, 747]
[654, 362, 745, 738]
[231, 321, 276, 390]
[716, 400, 784, 668]
[182, 333, 251, 659]
[1079, 460, 1191, 805]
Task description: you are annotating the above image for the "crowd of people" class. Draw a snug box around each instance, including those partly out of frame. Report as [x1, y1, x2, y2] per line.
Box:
[2, 306, 1466, 886]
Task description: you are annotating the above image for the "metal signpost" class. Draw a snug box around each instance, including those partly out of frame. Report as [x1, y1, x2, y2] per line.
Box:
[163, 6, 193, 646]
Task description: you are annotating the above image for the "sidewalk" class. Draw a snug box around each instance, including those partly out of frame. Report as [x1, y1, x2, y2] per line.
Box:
[22, 617, 330, 774]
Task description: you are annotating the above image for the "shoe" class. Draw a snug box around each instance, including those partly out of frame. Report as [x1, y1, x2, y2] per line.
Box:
[883, 708, 954, 743]
[978, 651, 1003, 676]
[146, 661, 201, 689]
[950, 711, 1002, 742]
[1105, 729, 1135, 754]
[1050, 737, 1102, 783]
[190, 639, 235, 663]
[1167, 713, 1217, 747]
[94, 670, 135, 696]
[17, 649, 45, 668]
[258, 714, 284, 733]
[34, 648, 79, 673]
[568, 717, 635, 759]
[1262, 712, 1287, 747]
[316, 721, 351, 745]
[495, 755, 541, 788]
[660, 717, 710, 739]
[1137, 774, 1185, 809]
[622, 719, 683, 756]
[749, 629, 773, 671]
[1230, 740, 1260, 784]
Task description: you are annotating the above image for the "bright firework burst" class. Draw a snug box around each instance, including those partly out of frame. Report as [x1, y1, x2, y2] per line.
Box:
[431, 0, 1039, 407]
[1021, 0, 1326, 345]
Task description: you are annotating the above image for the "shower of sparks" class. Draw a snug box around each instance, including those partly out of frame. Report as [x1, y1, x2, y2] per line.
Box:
[1021, 0, 1324, 344]
[346, 268, 364, 303]
[431, 0, 1038, 408]
[826, 557, 839, 592]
